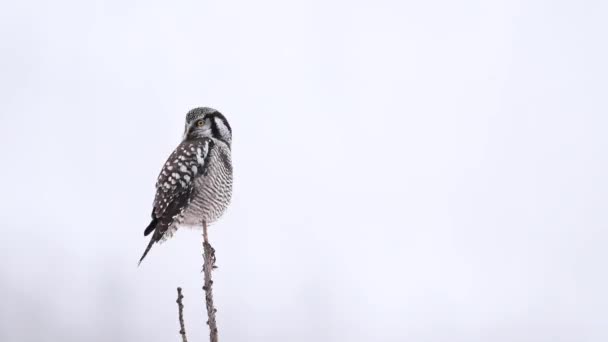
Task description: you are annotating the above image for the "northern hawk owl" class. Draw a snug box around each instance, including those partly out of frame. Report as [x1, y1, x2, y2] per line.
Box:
[139, 107, 233, 264]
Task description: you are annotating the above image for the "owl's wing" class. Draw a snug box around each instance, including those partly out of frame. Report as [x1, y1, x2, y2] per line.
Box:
[138, 138, 214, 265]
[152, 138, 214, 219]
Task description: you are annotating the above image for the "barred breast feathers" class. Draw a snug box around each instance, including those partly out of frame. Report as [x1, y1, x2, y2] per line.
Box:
[175, 141, 232, 230]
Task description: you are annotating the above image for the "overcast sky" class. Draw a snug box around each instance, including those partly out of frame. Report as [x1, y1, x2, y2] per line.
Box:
[1, 1, 607, 341]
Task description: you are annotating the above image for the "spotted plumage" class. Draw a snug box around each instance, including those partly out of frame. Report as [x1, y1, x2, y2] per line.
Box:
[139, 107, 233, 264]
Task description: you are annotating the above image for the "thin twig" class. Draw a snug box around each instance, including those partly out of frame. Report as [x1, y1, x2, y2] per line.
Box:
[202, 220, 219, 342]
[176, 287, 188, 342]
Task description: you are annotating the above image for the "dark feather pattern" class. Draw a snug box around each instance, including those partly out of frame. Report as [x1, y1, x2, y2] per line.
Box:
[144, 210, 158, 236]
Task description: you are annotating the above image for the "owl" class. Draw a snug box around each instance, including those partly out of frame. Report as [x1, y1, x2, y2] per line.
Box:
[139, 107, 232, 264]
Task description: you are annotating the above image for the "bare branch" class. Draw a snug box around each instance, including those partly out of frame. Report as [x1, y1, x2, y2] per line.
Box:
[176, 287, 188, 342]
[202, 220, 219, 342]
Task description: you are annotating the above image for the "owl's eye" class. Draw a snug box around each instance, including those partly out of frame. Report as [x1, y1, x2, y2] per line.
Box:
[196, 120, 205, 127]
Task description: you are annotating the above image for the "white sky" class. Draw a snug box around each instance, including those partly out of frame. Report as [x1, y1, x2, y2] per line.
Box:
[1, 1, 607, 341]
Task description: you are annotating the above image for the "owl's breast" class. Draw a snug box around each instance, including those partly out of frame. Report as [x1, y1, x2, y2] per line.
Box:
[178, 146, 232, 228]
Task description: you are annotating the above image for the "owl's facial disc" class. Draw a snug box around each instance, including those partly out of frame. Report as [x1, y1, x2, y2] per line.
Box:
[182, 107, 232, 147]
[183, 116, 211, 140]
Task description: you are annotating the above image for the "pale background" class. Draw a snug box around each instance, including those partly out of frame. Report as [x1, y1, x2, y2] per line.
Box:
[1, 1, 607, 341]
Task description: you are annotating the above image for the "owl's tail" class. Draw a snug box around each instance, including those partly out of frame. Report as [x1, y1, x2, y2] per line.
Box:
[138, 216, 161, 266]
[138, 234, 157, 266]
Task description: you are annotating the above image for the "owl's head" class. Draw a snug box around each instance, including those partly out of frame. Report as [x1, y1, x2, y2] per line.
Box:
[183, 107, 232, 146]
